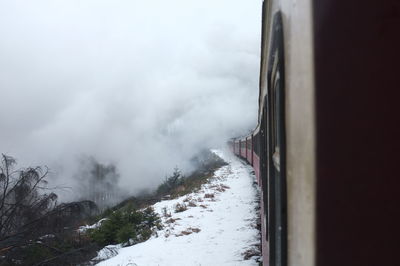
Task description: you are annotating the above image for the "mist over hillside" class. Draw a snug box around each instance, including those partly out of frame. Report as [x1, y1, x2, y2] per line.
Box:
[0, 0, 262, 201]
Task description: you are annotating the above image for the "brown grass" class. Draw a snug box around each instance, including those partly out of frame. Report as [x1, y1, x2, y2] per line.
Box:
[190, 227, 201, 233]
[188, 201, 197, 207]
[221, 184, 230, 189]
[165, 218, 181, 224]
[174, 203, 188, 213]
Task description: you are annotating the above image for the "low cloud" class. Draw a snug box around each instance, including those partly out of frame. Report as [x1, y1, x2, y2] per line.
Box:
[0, 0, 261, 200]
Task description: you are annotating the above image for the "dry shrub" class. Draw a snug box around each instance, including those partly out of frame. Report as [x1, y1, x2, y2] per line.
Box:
[188, 201, 197, 207]
[165, 218, 181, 224]
[161, 207, 172, 218]
[174, 185, 186, 193]
[181, 230, 192, 235]
[242, 248, 260, 260]
[190, 227, 201, 233]
[174, 203, 187, 213]
[204, 193, 215, 198]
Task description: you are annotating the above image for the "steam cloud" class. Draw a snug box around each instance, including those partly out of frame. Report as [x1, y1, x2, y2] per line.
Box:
[0, 0, 261, 201]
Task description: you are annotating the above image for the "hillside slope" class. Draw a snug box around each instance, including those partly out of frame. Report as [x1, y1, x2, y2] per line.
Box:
[96, 149, 261, 266]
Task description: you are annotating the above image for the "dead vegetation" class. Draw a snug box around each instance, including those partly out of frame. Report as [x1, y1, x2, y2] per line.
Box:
[188, 201, 197, 207]
[174, 203, 188, 213]
[175, 227, 201, 237]
[0, 154, 99, 266]
[161, 207, 171, 218]
[190, 227, 201, 233]
[210, 184, 230, 193]
[165, 218, 181, 224]
[242, 244, 261, 260]
[179, 230, 192, 236]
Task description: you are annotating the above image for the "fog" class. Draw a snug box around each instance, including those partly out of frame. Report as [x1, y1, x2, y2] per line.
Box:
[0, 0, 261, 201]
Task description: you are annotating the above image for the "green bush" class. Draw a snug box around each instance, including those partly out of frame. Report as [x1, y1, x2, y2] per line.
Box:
[88, 207, 160, 246]
[138, 227, 152, 241]
[156, 167, 184, 195]
[116, 223, 136, 243]
[24, 244, 53, 265]
[142, 207, 161, 228]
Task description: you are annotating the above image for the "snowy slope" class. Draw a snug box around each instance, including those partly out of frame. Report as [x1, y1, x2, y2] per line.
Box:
[96, 149, 260, 266]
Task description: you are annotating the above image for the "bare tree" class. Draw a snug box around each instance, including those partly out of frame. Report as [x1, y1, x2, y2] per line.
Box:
[0, 154, 57, 245]
[0, 155, 101, 265]
[75, 156, 121, 211]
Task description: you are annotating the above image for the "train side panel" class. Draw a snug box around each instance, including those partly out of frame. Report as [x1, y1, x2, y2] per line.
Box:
[260, 0, 316, 265]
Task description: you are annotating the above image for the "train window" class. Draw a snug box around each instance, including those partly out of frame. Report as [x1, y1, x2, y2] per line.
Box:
[273, 74, 281, 172]
[253, 133, 260, 155]
[267, 11, 287, 266]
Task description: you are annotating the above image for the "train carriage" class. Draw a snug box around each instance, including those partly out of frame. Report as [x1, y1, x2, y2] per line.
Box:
[230, 0, 400, 265]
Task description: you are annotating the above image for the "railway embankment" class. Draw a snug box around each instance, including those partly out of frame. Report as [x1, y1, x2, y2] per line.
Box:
[94, 149, 261, 266]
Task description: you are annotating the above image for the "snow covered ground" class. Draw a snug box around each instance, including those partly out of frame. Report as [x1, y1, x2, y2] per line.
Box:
[96, 149, 260, 266]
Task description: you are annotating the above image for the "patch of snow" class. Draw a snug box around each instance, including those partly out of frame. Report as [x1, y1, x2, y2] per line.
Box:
[39, 234, 55, 240]
[93, 244, 123, 262]
[78, 218, 108, 233]
[96, 149, 260, 266]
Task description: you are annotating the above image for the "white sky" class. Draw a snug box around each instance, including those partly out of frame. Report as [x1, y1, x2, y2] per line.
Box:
[0, 0, 262, 200]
